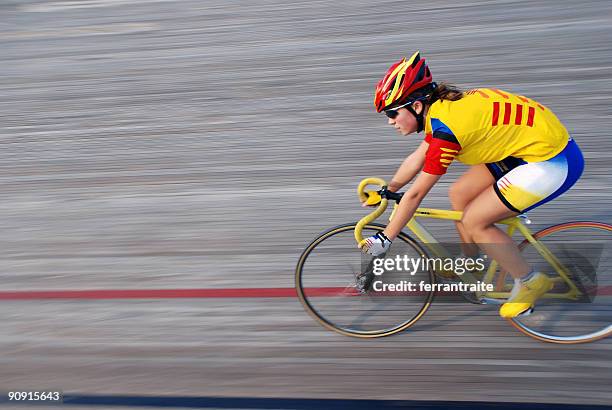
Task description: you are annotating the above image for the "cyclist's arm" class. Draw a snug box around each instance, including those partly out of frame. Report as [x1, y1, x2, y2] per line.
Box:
[383, 132, 460, 239]
[383, 171, 441, 240]
[388, 140, 429, 192]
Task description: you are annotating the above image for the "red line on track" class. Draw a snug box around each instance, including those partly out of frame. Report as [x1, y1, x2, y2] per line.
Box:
[0, 288, 298, 300]
[0, 287, 611, 300]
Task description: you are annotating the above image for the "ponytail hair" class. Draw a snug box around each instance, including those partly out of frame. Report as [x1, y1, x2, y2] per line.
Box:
[428, 82, 464, 104]
[395, 82, 464, 108]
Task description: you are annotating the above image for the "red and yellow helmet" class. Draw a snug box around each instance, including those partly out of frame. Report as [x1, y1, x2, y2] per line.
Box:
[374, 51, 433, 112]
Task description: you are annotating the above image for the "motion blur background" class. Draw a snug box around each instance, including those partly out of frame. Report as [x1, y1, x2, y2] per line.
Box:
[1, 0, 611, 407]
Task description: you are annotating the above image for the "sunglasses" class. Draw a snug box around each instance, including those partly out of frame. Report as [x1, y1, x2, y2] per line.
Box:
[384, 100, 414, 119]
[383, 94, 431, 119]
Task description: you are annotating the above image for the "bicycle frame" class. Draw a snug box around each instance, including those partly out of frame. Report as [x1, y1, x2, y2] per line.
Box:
[356, 177, 583, 302]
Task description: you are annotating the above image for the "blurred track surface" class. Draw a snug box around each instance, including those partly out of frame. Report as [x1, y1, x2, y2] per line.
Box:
[1, 0, 611, 406]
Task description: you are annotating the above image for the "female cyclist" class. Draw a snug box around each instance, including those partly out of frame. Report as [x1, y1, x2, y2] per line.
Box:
[360, 51, 584, 318]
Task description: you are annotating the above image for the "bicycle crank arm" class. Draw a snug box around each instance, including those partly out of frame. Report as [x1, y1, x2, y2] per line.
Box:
[479, 297, 505, 305]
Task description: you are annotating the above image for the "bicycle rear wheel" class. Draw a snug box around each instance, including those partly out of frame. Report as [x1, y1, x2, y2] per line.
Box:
[295, 223, 434, 338]
[508, 222, 612, 343]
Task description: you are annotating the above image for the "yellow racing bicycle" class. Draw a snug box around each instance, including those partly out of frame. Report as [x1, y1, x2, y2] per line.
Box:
[295, 177, 612, 343]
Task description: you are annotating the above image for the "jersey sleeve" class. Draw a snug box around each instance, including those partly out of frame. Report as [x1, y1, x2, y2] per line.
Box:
[423, 118, 461, 175]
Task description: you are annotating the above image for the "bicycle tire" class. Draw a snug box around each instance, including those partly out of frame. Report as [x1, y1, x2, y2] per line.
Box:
[507, 221, 612, 343]
[295, 223, 435, 338]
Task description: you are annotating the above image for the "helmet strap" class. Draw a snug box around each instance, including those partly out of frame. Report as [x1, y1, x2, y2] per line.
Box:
[405, 104, 425, 133]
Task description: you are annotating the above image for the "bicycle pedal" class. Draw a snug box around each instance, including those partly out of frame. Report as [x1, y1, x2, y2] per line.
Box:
[517, 307, 535, 317]
[459, 291, 485, 305]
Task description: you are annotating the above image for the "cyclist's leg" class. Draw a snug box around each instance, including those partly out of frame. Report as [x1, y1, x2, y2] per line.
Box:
[457, 153, 543, 272]
[461, 187, 528, 279]
[463, 139, 584, 316]
[448, 164, 494, 256]
[462, 141, 583, 278]
[462, 189, 550, 317]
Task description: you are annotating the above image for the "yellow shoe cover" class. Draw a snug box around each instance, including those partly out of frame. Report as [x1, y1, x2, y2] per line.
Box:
[499, 273, 553, 318]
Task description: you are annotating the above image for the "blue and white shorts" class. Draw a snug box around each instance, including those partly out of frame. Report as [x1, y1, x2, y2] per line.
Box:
[486, 138, 584, 213]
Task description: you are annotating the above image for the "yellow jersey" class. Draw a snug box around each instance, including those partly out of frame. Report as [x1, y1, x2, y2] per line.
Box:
[422, 88, 569, 175]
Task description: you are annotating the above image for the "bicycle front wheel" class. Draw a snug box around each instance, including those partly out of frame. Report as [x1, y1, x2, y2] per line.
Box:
[509, 221, 612, 343]
[295, 223, 435, 338]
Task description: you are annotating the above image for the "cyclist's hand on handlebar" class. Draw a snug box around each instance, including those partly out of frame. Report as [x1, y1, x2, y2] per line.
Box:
[359, 232, 392, 256]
